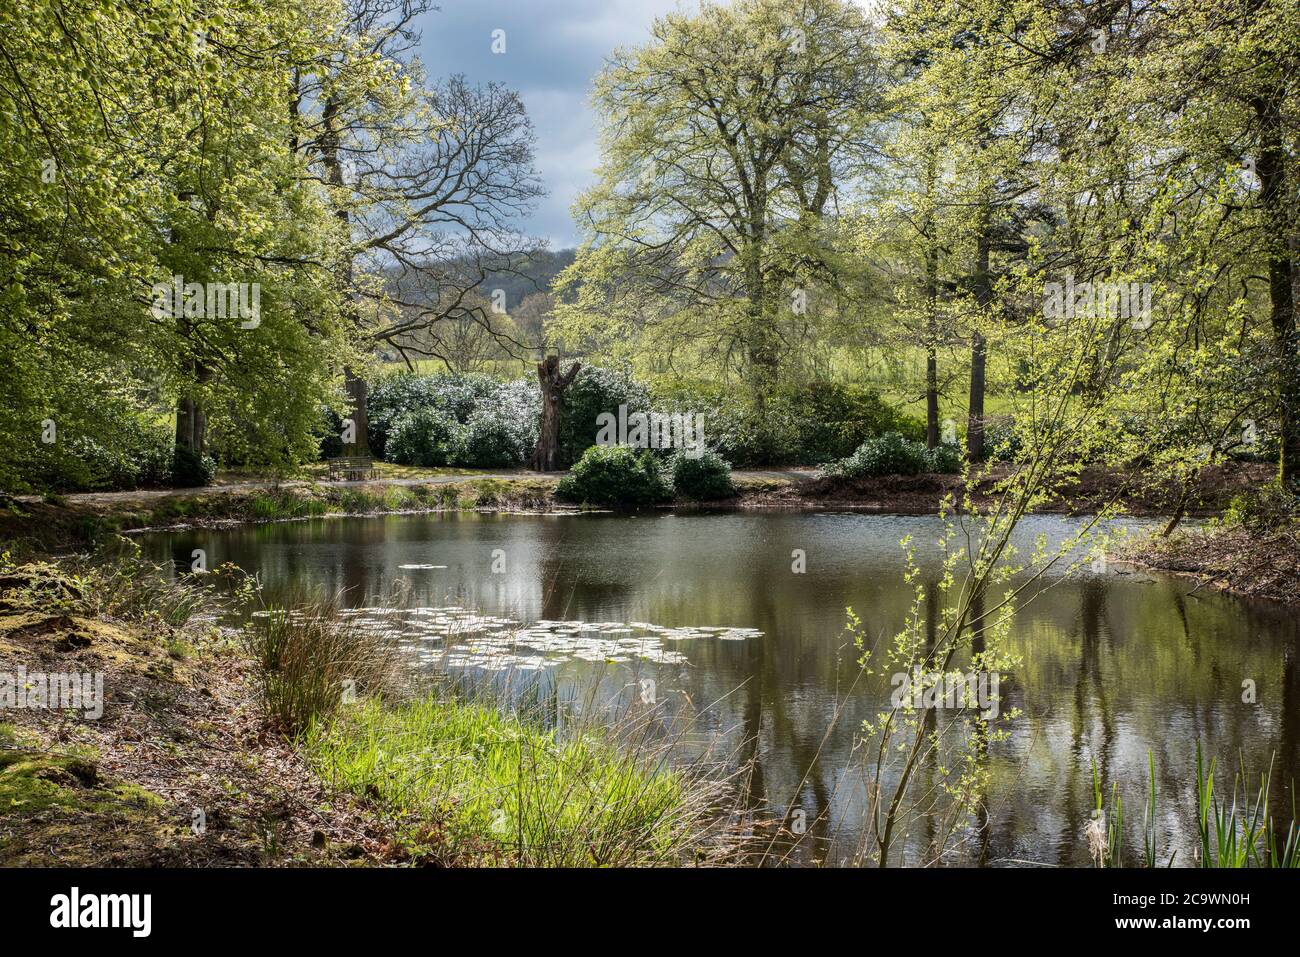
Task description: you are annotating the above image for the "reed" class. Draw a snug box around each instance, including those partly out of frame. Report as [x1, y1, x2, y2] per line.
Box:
[1092, 744, 1296, 868]
[240, 588, 402, 735]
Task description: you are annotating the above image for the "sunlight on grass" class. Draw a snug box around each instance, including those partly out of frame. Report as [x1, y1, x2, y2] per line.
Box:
[304, 694, 724, 867]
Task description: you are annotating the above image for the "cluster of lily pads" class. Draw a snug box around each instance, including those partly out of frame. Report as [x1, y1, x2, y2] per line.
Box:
[330, 605, 763, 673]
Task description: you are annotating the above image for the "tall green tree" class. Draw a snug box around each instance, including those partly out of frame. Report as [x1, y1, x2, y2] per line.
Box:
[0, 0, 353, 489]
[557, 0, 884, 398]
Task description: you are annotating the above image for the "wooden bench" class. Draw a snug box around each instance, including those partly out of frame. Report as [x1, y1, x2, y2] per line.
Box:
[325, 456, 379, 482]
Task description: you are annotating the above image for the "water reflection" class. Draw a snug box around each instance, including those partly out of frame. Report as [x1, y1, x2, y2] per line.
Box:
[143, 510, 1300, 866]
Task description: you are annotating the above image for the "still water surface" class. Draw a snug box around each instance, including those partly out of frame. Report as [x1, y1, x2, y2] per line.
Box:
[139, 510, 1300, 866]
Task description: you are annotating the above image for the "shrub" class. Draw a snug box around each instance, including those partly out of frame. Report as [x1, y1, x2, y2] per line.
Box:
[171, 445, 217, 488]
[68, 554, 214, 627]
[824, 432, 932, 479]
[362, 371, 540, 464]
[317, 407, 345, 460]
[924, 442, 964, 474]
[777, 382, 925, 462]
[709, 404, 804, 467]
[556, 445, 672, 507]
[671, 450, 735, 500]
[559, 366, 651, 466]
[135, 431, 175, 487]
[652, 378, 922, 466]
[652, 381, 794, 466]
[426, 372, 501, 423]
[367, 371, 506, 459]
[33, 419, 178, 492]
[468, 378, 541, 467]
[983, 417, 1022, 463]
[243, 591, 400, 735]
[1221, 483, 1300, 531]
[461, 408, 529, 468]
[387, 408, 467, 467]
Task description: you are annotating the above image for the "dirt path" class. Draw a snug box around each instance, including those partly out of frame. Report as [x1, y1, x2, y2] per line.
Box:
[18, 468, 820, 507]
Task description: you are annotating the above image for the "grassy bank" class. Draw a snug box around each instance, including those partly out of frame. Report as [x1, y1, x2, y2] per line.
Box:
[0, 559, 387, 865]
[4, 460, 1270, 554]
[0, 556, 732, 867]
[0, 477, 562, 555]
[742, 461, 1271, 517]
[304, 695, 729, 866]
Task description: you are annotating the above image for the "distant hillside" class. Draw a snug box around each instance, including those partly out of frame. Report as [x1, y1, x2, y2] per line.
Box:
[481, 248, 576, 307]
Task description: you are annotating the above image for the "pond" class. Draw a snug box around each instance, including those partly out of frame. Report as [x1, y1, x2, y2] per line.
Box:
[138, 510, 1300, 866]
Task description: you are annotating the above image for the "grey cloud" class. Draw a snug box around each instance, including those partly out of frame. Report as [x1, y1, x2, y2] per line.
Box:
[415, 0, 688, 245]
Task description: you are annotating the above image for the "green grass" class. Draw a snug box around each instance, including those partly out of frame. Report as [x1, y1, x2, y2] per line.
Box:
[1192, 741, 1298, 868]
[238, 582, 727, 866]
[299, 461, 482, 481]
[241, 591, 401, 735]
[250, 490, 331, 520]
[303, 693, 724, 867]
[245, 481, 557, 521]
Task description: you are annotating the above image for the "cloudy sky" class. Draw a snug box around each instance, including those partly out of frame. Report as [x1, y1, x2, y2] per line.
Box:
[415, 0, 688, 248]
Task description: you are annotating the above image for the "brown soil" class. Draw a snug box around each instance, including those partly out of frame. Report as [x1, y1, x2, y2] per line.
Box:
[1119, 521, 1300, 607]
[0, 564, 408, 867]
[736, 462, 1270, 517]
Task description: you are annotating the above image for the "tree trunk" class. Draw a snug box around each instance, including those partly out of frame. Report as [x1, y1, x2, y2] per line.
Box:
[967, 332, 987, 461]
[743, 183, 776, 403]
[1252, 88, 1299, 491]
[926, 347, 940, 448]
[925, 236, 940, 448]
[343, 367, 370, 455]
[744, 243, 777, 400]
[170, 190, 209, 464]
[1160, 475, 1194, 538]
[531, 356, 581, 471]
[322, 97, 371, 455]
[175, 395, 206, 454]
[967, 207, 992, 462]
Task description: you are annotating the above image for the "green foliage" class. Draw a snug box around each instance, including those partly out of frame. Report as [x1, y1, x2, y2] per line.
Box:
[466, 378, 543, 468]
[0, 0, 359, 493]
[923, 442, 964, 474]
[1219, 483, 1300, 531]
[656, 379, 922, 466]
[556, 445, 672, 507]
[304, 692, 713, 866]
[779, 382, 925, 461]
[821, 432, 962, 479]
[694, 397, 803, 467]
[670, 450, 735, 500]
[559, 366, 651, 466]
[555, 0, 880, 394]
[27, 418, 176, 493]
[363, 371, 539, 466]
[242, 591, 399, 736]
[982, 417, 1022, 463]
[171, 446, 217, 489]
[462, 409, 528, 468]
[386, 408, 468, 468]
